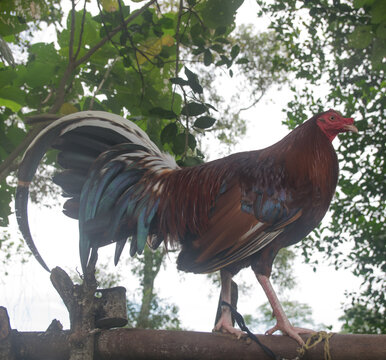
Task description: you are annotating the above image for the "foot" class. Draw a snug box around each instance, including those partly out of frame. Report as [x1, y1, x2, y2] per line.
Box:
[214, 270, 246, 339]
[255, 273, 316, 346]
[213, 311, 245, 339]
[265, 321, 315, 345]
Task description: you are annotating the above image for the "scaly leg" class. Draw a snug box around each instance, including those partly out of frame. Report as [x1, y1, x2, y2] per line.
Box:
[213, 269, 244, 338]
[256, 273, 314, 345]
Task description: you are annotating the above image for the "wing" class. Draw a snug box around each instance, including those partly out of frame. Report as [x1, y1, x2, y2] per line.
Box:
[177, 154, 302, 274]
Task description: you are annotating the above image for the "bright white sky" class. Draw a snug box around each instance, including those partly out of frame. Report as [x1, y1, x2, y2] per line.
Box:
[1, 0, 362, 334]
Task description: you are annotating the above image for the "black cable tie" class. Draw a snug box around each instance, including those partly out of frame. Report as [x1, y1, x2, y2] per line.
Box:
[221, 300, 281, 360]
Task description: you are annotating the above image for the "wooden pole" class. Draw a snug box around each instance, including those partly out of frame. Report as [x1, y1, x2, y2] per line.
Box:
[2, 328, 385, 360]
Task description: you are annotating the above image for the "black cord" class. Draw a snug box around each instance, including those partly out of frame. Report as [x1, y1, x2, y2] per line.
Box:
[221, 300, 281, 360]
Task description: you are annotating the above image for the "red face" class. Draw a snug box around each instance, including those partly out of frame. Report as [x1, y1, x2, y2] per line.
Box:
[316, 109, 358, 142]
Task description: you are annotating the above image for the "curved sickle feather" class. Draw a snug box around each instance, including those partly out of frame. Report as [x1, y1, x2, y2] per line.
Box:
[15, 185, 50, 271]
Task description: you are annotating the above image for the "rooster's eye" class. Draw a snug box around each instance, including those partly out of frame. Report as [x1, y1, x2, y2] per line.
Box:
[329, 116, 335, 121]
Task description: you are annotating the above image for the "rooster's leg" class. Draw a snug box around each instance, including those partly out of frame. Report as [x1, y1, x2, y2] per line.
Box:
[256, 273, 314, 345]
[213, 269, 244, 338]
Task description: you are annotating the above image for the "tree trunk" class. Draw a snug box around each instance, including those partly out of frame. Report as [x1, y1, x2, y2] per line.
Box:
[136, 248, 165, 328]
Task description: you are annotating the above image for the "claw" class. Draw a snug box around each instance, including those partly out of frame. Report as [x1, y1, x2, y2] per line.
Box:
[265, 322, 315, 345]
[213, 322, 245, 339]
[214, 308, 246, 339]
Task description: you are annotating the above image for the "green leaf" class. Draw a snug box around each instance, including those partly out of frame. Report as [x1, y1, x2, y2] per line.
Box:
[210, 44, 224, 53]
[376, 22, 386, 39]
[194, 116, 216, 129]
[172, 133, 186, 155]
[371, 0, 386, 24]
[181, 102, 207, 116]
[170, 77, 188, 86]
[214, 26, 227, 36]
[0, 97, 21, 112]
[192, 47, 205, 55]
[0, 86, 25, 108]
[353, 0, 372, 9]
[161, 123, 178, 144]
[348, 26, 373, 49]
[184, 67, 203, 94]
[236, 57, 249, 64]
[205, 103, 218, 112]
[204, 49, 213, 66]
[0, 68, 17, 88]
[230, 44, 240, 59]
[215, 37, 230, 44]
[100, 0, 119, 12]
[149, 107, 177, 119]
[216, 55, 232, 68]
[180, 156, 203, 167]
[371, 38, 386, 67]
[188, 133, 196, 150]
[158, 16, 174, 30]
[201, 0, 244, 28]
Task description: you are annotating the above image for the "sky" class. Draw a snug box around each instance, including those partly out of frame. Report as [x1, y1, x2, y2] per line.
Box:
[0, 0, 363, 335]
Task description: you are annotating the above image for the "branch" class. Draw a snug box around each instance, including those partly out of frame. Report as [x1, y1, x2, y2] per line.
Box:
[50, 265, 98, 360]
[174, 0, 183, 79]
[171, 0, 184, 111]
[25, 114, 60, 125]
[236, 92, 266, 115]
[0, 307, 11, 341]
[73, 0, 88, 61]
[69, 0, 76, 61]
[50, 267, 77, 313]
[1, 328, 385, 360]
[89, 57, 118, 110]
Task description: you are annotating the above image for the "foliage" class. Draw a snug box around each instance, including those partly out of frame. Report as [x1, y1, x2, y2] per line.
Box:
[339, 291, 386, 334]
[257, 0, 385, 333]
[193, 25, 288, 151]
[0, 0, 62, 40]
[0, 229, 30, 274]
[127, 288, 182, 330]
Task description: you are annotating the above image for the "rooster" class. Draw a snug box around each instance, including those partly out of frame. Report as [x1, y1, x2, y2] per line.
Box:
[16, 109, 357, 344]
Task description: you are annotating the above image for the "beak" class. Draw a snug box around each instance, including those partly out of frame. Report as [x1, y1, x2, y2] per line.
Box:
[343, 124, 358, 133]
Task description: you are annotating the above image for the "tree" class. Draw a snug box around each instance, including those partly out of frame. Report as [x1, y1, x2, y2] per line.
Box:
[256, 0, 385, 333]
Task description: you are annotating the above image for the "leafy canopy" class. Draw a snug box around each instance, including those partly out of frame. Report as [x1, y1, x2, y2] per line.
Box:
[257, 0, 385, 334]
